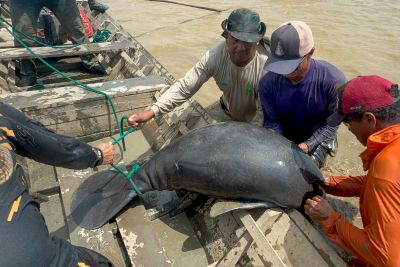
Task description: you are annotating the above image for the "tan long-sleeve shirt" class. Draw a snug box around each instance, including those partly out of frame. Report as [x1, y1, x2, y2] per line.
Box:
[150, 41, 268, 122]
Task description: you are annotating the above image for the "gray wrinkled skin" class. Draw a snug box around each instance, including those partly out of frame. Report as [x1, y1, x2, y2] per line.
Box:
[137, 121, 323, 208]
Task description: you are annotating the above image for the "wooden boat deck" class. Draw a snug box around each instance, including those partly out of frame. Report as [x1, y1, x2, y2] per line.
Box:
[0, 1, 347, 266]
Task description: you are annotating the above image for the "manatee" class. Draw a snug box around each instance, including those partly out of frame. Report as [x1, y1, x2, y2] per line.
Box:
[71, 122, 323, 229]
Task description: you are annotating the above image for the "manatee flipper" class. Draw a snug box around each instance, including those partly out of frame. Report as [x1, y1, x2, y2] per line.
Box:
[71, 169, 137, 230]
[209, 199, 277, 218]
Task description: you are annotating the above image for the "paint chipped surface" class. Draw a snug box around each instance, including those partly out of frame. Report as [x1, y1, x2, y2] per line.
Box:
[77, 228, 110, 250]
[119, 227, 145, 258]
[60, 169, 90, 179]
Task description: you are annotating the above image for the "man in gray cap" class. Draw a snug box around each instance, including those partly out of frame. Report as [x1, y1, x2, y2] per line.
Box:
[259, 21, 346, 168]
[128, 8, 267, 127]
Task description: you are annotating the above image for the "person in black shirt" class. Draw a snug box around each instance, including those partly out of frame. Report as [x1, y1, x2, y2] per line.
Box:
[0, 102, 115, 267]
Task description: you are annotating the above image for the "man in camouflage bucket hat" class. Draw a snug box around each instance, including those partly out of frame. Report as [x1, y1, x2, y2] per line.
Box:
[221, 8, 266, 43]
[128, 8, 268, 127]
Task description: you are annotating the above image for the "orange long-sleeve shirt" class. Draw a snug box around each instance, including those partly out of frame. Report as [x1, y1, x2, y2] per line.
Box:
[322, 124, 400, 267]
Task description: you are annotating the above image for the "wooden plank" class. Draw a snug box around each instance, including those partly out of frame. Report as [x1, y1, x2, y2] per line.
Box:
[45, 107, 147, 138]
[0, 1, 10, 18]
[56, 137, 126, 267]
[116, 201, 209, 267]
[120, 51, 146, 77]
[1, 76, 168, 138]
[99, 52, 126, 78]
[236, 210, 286, 266]
[26, 159, 58, 195]
[0, 40, 15, 48]
[26, 92, 154, 125]
[35, 72, 102, 86]
[196, 202, 345, 266]
[0, 75, 10, 94]
[41, 194, 70, 241]
[20, 77, 105, 91]
[210, 208, 283, 267]
[6, 60, 16, 90]
[262, 211, 342, 266]
[1, 75, 165, 110]
[287, 209, 346, 267]
[36, 58, 85, 74]
[116, 202, 173, 266]
[0, 40, 132, 60]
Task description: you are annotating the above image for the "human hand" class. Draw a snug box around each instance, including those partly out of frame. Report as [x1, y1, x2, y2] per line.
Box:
[304, 196, 335, 224]
[298, 143, 309, 153]
[322, 176, 330, 186]
[128, 109, 155, 128]
[96, 143, 115, 165]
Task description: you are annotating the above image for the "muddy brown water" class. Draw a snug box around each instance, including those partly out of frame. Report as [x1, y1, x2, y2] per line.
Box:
[103, 0, 399, 228]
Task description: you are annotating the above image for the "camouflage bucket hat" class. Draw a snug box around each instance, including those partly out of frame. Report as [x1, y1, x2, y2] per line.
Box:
[221, 8, 266, 43]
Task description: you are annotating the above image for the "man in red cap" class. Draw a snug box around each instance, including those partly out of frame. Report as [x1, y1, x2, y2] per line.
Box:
[128, 8, 267, 127]
[305, 75, 400, 266]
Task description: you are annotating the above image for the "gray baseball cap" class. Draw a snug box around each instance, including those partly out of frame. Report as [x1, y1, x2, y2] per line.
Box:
[265, 21, 314, 75]
[221, 8, 266, 43]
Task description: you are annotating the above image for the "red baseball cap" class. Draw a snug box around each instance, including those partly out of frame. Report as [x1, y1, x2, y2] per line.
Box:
[327, 75, 399, 127]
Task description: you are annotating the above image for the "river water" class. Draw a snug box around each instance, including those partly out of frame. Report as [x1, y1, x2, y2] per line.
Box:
[103, 0, 399, 106]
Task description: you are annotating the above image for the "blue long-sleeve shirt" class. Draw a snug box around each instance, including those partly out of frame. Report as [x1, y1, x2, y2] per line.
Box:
[259, 59, 347, 151]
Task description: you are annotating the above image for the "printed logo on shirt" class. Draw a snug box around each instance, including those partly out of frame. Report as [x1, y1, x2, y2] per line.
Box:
[220, 81, 230, 90]
[245, 83, 254, 96]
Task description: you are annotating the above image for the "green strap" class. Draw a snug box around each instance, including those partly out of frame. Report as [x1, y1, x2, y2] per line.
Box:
[119, 115, 130, 151]
[112, 163, 142, 196]
[92, 29, 112, 43]
[111, 127, 134, 146]
[111, 127, 142, 195]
